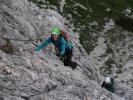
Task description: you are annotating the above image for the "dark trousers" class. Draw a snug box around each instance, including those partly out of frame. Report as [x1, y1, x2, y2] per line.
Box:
[63, 48, 73, 66]
[101, 81, 114, 93]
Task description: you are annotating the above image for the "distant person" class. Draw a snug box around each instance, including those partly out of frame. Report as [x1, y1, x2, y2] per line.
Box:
[35, 27, 77, 69]
[101, 77, 114, 93]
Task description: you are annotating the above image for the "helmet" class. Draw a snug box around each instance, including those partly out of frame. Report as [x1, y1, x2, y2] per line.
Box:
[51, 27, 60, 36]
[105, 77, 111, 83]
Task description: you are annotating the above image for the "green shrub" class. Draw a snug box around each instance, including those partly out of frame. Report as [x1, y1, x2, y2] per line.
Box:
[0, 38, 14, 54]
[116, 16, 133, 33]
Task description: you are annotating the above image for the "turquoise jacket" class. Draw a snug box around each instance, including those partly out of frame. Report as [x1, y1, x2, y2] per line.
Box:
[35, 36, 72, 57]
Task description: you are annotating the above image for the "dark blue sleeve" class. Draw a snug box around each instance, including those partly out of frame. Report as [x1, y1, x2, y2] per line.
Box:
[35, 37, 52, 51]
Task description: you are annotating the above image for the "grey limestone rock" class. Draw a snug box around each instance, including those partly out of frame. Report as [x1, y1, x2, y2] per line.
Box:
[0, 0, 132, 100]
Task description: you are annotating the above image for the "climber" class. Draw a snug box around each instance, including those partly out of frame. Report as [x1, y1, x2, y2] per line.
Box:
[101, 77, 114, 93]
[35, 27, 77, 69]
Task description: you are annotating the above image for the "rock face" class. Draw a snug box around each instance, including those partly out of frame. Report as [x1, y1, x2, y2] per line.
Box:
[0, 0, 132, 100]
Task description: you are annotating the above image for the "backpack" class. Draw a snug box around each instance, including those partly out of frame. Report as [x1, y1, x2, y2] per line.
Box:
[60, 30, 73, 49]
[60, 30, 69, 42]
